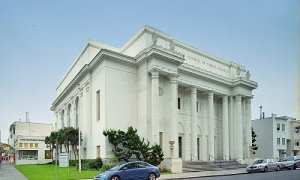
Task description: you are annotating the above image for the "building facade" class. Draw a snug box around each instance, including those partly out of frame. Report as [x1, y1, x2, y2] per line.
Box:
[8, 121, 53, 165]
[252, 114, 300, 161]
[51, 26, 257, 172]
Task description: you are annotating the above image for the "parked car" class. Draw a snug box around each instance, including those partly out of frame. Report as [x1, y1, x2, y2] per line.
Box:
[94, 161, 160, 180]
[279, 156, 300, 170]
[246, 159, 281, 173]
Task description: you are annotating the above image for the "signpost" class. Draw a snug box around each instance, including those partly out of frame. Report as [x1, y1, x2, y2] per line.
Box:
[59, 153, 69, 167]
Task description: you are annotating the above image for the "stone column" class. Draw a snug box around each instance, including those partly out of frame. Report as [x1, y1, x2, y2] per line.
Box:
[245, 97, 252, 158]
[229, 96, 235, 159]
[151, 71, 159, 144]
[236, 95, 243, 160]
[200, 94, 208, 161]
[169, 75, 178, 158]
[85, 82, 92, 158]
[222, 96, 229, 160]
[190, 87, 198, 160]
[208, 92, 215, 159]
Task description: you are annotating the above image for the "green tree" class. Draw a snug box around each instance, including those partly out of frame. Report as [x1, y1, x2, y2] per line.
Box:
[251, 127, 258, 154]
[103, 126, 164, 166]
[45, 127, 82, 160]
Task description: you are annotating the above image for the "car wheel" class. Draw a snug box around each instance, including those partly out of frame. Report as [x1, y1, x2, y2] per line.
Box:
[276, 166, 280, 171]
[264, 167, 268, 172]
[293, 164, 297, 170]
[111, 176, 120, 180]
[148, 173, 156, 180]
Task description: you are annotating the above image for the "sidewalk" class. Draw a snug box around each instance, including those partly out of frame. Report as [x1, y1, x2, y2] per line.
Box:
[159, 168, 247, 179]
[0, 161, 27, 180]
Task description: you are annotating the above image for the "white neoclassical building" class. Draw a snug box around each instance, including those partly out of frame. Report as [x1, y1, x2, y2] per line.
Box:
[51, 26, 257, 172]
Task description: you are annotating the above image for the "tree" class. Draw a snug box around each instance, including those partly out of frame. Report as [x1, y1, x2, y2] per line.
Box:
[251, 127, 258, 154]
[103, 126, 164, 166]
[45, 127, 82, 160]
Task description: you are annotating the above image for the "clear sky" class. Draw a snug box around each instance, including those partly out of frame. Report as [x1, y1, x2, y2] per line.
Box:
[0, 0, 299, 143]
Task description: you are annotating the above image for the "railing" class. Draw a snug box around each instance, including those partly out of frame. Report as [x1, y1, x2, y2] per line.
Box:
[209, 154, 222, 168]
[224, 155, 231, 161]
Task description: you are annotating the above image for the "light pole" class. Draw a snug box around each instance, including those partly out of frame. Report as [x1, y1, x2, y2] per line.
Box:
[78, 83, 81, 173]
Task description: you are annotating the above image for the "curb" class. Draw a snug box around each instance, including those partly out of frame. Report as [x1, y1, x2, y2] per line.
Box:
[160, 172, 247, 179]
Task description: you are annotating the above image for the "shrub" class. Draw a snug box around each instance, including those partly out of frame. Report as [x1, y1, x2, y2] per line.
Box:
[102, 164, 112, 171]
[75, 158, 103, 170]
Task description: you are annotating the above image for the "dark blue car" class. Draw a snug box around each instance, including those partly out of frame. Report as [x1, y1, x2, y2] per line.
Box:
[94, 161, 160, 180]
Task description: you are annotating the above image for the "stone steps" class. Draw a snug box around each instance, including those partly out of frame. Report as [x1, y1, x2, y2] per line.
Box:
[182, 160, 247, 172]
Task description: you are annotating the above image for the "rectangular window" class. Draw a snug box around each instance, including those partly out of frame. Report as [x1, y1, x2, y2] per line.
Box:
[282, 124, 286, 131]
[45, 150, 52, 159]
[178, 98, 181, 109]
[18, 150, 38, 160]
[282, 138, 286, 145]
[30, 143, 33, 148]
[159, 132, 163, 147]
[277, 138, 280, 145]
[35, 143, 38, 148]
[295, 141, 300, 146]
[24, 143, 28, 148]
[196, 101, 199, 113]
[19, 143, 23, 148]
[96, 90, 100, 121]
[96, 146, 100, 158]
[277, 123, 280, 130]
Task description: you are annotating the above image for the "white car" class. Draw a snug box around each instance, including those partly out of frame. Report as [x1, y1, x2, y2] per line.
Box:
[246, 159, 281, 173]
[279, 156, 300, 170]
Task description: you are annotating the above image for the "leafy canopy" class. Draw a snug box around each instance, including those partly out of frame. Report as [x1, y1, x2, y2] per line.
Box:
[103, 126, 164, 166]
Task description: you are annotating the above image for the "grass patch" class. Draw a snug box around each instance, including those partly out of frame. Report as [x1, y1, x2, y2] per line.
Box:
[16, 164, 103, 180]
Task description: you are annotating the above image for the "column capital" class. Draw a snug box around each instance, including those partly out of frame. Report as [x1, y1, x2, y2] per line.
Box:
[151, 71, 159, 79]
[168, 75, 177, 84]
[207, 91, 214, 98]
[190, 87, 197, 94]
[222, 95, 228, 102]
[245, 97, 252, 104]
[235, 95, 242, 101]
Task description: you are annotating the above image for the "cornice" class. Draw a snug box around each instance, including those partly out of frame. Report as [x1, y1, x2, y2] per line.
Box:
[179, 64, 232, 86]
[179, 63, 257, 90]
[135, 45, 185, 65]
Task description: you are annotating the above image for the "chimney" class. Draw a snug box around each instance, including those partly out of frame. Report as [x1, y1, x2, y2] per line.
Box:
[26, 112, 30, 122]
[259, 106, 263, 119]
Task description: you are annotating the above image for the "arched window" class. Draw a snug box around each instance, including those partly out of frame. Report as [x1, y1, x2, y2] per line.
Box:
[75, 97, 79, 128]
[61, 109, 65, 128]
[67, 104, 71, 127]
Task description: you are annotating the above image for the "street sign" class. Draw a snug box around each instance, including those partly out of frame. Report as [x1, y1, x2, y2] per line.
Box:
[59, 153, 69, 167]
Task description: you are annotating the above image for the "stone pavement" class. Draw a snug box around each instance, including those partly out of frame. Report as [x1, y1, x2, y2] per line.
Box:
[159, 168, 247, 179]
[0, 161, 27, 180]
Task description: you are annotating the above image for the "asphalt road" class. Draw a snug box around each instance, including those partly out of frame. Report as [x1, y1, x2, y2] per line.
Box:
[183, 169, 300, 180]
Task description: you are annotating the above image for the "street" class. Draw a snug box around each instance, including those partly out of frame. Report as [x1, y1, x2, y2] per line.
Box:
[181, 170, 300, 180]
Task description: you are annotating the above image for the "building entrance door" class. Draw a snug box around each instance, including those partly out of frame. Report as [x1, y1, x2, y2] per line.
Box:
[197, 138, 200, 160]
[178, 137, 182, 158]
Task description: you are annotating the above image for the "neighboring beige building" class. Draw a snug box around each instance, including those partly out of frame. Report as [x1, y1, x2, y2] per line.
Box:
[8, 121, 53, 165]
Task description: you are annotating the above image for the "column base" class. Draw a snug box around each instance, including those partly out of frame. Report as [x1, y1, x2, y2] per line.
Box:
[159, 158, 182, 173]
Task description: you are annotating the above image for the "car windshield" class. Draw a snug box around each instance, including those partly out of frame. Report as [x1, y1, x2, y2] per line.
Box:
[253, 159, 267, 164]
[281, 156, 294, 161]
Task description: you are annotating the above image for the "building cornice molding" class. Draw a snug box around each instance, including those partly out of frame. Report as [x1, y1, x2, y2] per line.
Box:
[179, 64, 257, 90]
[135, 45, 185, 65]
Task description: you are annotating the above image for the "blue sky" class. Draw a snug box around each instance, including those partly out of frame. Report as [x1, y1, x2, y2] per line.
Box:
[0, 0, 299, 142]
